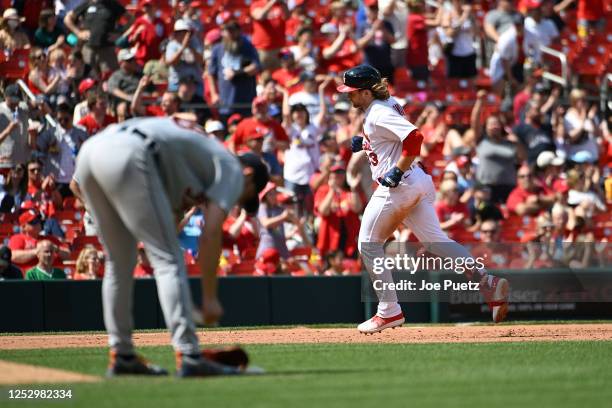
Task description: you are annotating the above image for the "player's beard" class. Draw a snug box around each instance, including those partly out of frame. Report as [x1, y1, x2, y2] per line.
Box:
[350, 97, 363, 111]
[348, 92, 364, 110]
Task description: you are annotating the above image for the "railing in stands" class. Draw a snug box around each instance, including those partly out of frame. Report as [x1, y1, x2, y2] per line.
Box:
[600, 73, 611, 114]
[540, 45, 569, 90]
[15, 79, 57, 129]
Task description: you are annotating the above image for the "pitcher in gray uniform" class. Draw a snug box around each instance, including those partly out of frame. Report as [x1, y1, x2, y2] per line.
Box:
[71, 116, 269, 377]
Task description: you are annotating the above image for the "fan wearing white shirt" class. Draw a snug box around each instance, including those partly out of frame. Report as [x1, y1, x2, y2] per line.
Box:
[36, 103, 88, 197]
[281, 77, 330, 216]
[489, 14, 541, 95]
[524, 1, 559, 47]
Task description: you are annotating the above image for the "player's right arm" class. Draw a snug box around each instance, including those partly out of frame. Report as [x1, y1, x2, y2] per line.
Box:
[198, 201, 226, 325]
[69, 178, 84, 206]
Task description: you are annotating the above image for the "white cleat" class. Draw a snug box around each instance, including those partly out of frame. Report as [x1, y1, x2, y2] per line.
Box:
[479, 275, 510, 323]
[358, 313, 405, 334]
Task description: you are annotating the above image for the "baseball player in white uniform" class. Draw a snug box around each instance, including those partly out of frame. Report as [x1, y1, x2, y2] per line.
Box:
[337, 65, 509, 334]
[71, 116, 269, 376]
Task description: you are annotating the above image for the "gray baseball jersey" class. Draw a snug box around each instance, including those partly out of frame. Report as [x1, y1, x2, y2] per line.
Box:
[79, 116, 245, 214]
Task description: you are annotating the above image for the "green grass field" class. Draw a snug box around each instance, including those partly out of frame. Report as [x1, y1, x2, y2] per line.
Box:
[1, 341, 611, 408]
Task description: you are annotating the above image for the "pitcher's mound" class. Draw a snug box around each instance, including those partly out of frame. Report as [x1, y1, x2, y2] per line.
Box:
[0, 360, 100, 385]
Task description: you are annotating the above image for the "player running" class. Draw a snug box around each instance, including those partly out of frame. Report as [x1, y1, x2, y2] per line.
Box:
[71, 116, 269, 376]
[336, 65, 509, 334]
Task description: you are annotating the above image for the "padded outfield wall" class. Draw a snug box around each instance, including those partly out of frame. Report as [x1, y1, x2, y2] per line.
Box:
[1, 271, 611, 332]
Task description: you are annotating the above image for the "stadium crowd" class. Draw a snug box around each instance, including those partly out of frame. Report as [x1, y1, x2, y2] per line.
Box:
[0, 0, 610, 280]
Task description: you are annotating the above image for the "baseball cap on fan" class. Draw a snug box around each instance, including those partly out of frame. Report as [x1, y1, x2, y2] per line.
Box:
[2, 8, 25, 22]
[19, 209, 42, 225]
[536, 151, 564, 168]
[524, 0, 542, 9]
[4, 84, 21, 102]
[238, 153, 270, 215]
[336, 64, 382, 93]
[78, 78, 97, 95]
[205, 120, 224, 134]
[320, 23, 339, 35]
[118, 48, 136, 62]
[174, 19, 191, 32]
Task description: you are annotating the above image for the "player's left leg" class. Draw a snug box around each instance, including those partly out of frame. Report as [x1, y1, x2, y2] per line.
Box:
[79, 169, 140, 356]
[402, 170, 509, 322]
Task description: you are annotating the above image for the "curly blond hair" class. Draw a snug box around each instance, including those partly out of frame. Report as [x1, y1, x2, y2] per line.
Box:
[371, 78, 391, 100]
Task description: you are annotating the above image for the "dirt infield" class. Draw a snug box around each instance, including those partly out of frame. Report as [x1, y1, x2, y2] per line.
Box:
[0, 361, 99, 385]
[1, 324, 611, 350]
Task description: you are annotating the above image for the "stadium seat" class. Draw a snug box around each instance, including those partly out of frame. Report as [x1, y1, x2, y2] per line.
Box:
[184, 250, 196, 265]
[61, 223, 83, 244]
[593, 227, 612, 240]
[62, 264, 76, 278]
[72, 236, 103, 252]
[290, 246, 312, 260]
[0, 49, 30, 80]
[186, 263, 201, 276]
[62, 197, 78, 210]
[54, 210, 84, 224]
[230, 260, 256, 276]
[0, 223, 17, 237]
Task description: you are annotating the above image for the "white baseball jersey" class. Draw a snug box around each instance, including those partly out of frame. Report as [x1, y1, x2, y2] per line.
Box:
[361, 97, 418, 181]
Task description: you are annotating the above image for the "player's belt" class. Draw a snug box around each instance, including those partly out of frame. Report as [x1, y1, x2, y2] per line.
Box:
[402, 163, 417, 179]
[402, 162, 427, 179]
[128, 127, 161, 170]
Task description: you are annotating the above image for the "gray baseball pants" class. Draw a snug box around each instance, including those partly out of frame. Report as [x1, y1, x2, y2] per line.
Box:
[75, 129, 200, 355]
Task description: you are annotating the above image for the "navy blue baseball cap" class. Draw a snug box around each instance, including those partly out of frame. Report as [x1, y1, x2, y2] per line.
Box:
[337, 65, 382, 93]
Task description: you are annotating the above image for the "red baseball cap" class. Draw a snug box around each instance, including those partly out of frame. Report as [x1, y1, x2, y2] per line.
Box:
[258, 182, 277, 201]
[139, 0, 155, 7]
[365, 0, 378, 7]
[330, 164, 346, 172]
[456, 156, 470, 167]
[218, 11, 233, 25]
[78, 78, 96, 94]
[227, 113, 243, 126]
[524, 0, 542, 9]
[204, 28, 221, 45]
[19, 209, 41, 225]
[252, 96, 268, 108]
